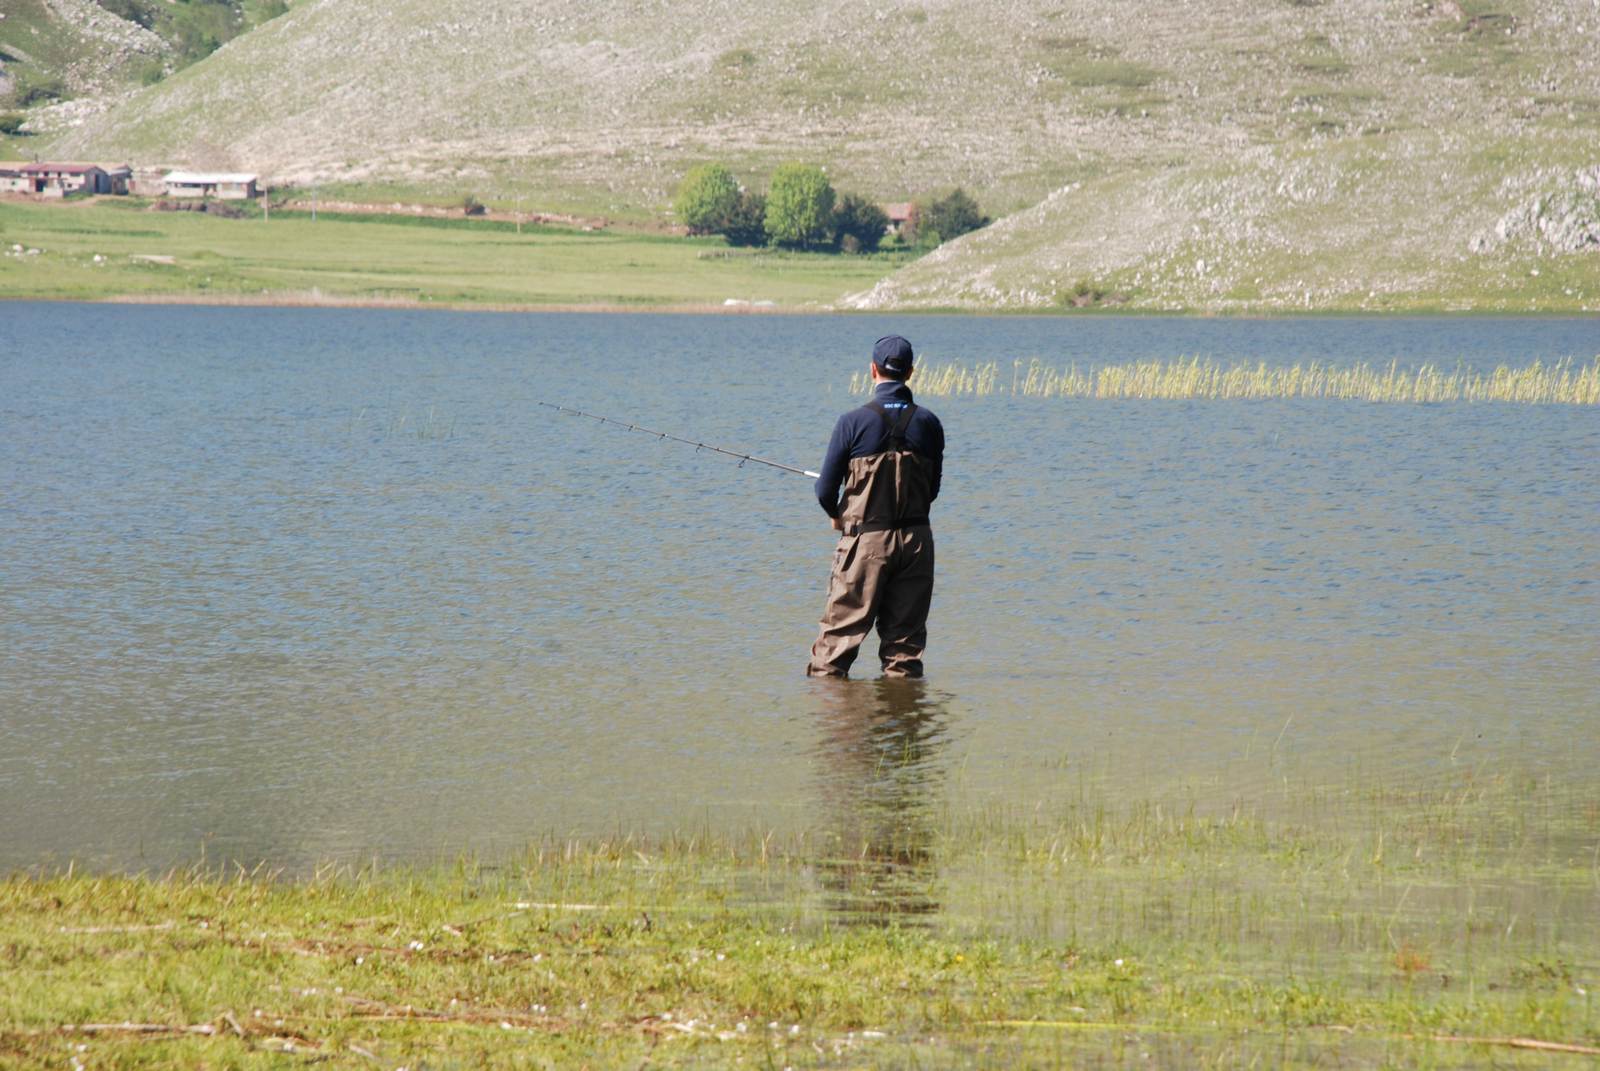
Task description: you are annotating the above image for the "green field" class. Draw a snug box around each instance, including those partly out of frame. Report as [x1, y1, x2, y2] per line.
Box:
[2, 772, 1596, 1068]
[0, 199, 909, 309]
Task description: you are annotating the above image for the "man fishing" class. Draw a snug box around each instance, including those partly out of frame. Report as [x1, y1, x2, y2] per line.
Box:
[807, 335, 945, 679]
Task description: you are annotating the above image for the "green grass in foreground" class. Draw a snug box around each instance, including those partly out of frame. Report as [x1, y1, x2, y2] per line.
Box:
[0, 199, 911, 308]
[2, 772, 1597, 1068]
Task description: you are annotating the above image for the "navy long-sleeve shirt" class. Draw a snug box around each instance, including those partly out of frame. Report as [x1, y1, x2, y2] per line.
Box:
[814, 381, 945, 518]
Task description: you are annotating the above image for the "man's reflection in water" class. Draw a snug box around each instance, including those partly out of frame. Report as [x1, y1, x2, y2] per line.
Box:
[810, 677, 953, 925]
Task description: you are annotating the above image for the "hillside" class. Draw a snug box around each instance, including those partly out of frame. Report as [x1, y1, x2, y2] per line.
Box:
[1, 0, 290, 146]
[844, 138, 1600, 312]
[32, 0, 1600, 310]
[0, 0, 163, 105]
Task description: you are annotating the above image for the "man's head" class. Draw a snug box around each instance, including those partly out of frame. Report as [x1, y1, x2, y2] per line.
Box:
[871, 335, 915, 383]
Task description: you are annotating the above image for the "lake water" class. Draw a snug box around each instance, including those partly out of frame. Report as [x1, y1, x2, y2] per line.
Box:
[1, 304, 1596, 873]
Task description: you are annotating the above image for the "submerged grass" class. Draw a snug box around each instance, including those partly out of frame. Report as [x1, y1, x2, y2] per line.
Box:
[854, 356, 1600, 404]
[2, 772, 1596, 1068]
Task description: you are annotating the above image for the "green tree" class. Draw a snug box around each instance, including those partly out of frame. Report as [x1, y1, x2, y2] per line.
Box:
[764, 163, 835, 248]
[721, 190, 769, 247]
[674, 163, 741, 236]
[830, 193, 889, 253]
[917, 187, 990, 246]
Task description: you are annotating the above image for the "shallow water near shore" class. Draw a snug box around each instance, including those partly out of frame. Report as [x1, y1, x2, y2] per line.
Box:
[1, 303, 1596, 877]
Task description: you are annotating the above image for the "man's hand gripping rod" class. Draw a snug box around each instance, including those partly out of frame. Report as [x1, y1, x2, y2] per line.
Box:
[538, 402, 821, 479]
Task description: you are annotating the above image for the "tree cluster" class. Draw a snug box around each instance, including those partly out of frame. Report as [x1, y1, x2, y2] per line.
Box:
[905, 188, 990, 247]
[673, 163, 903, 254]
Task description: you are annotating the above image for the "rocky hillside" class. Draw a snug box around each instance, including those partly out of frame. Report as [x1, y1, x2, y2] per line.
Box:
[843, 145, 1600, 312]
[33, 0, 1600, 310]
[0, 0, 164, 105]
[2, 0, 289, 138]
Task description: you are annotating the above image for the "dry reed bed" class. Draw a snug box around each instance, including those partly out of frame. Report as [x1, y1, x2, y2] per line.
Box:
[855, 356, 1600, 404]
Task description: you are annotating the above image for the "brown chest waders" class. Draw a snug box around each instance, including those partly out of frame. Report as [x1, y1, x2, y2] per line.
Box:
[807, 402, 936, 679]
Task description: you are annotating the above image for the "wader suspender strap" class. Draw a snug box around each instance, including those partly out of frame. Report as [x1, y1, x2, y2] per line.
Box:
[855, 402, 928, 534]
[866, 401, 918, 448]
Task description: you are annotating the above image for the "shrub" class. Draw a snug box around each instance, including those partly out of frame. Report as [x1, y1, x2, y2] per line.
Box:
[831, 193, 889, 253]
[173, 22, 224, 64]
[1063, 279, 1104, 307]
[95, 0, 154, 27]
[721, 190, 768, 247]
[10, 71, 67, 108]
[764, 163, 835, 249]
[461, 194, 486, 216]
[0, 112, 27, 136]
[916, 188, 990, 245]
[674, 163, 741, 235]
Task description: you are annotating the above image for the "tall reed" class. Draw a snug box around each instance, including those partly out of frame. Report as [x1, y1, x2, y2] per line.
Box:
[852, 355, 1600, 404]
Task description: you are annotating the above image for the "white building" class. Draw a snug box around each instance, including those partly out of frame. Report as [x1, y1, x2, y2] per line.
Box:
[163, 171, 259, 200]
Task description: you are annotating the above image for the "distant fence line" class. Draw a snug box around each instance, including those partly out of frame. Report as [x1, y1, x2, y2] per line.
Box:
[851, 356, 1600, 404]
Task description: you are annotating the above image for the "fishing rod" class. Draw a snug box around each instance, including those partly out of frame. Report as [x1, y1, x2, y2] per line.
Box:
[538, 402, 821, 479]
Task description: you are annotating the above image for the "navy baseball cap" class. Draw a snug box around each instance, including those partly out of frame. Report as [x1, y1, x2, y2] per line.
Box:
[872, 335, 914, 376]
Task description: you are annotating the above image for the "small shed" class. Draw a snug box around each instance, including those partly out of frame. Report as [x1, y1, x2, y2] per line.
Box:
[103, 165, 133, 195]
[163, 171, 259, 200]
[17, 163, 110, 197]
[0, 168, 29, 195]
[883, 202, 914, 236]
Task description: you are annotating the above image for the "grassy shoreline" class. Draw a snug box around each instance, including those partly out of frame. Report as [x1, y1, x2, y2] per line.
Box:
[93, 292, 819, 315]
[5, 198, 1599, 314]
[10, 293, 1600, 319]
[4, 774, 1596, 1069]
[0, 198, 910, 312]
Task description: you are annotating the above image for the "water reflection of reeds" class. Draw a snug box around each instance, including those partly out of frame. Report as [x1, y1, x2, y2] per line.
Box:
[853, 355, 1600, 404]
[809, 679, 952, 926]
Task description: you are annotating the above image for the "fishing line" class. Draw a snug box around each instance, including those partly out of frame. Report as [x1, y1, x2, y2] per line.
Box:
[538, 402, 821, 479]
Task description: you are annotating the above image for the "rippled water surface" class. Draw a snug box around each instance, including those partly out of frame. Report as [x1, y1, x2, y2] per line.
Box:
[2, 304, 1596, 872]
